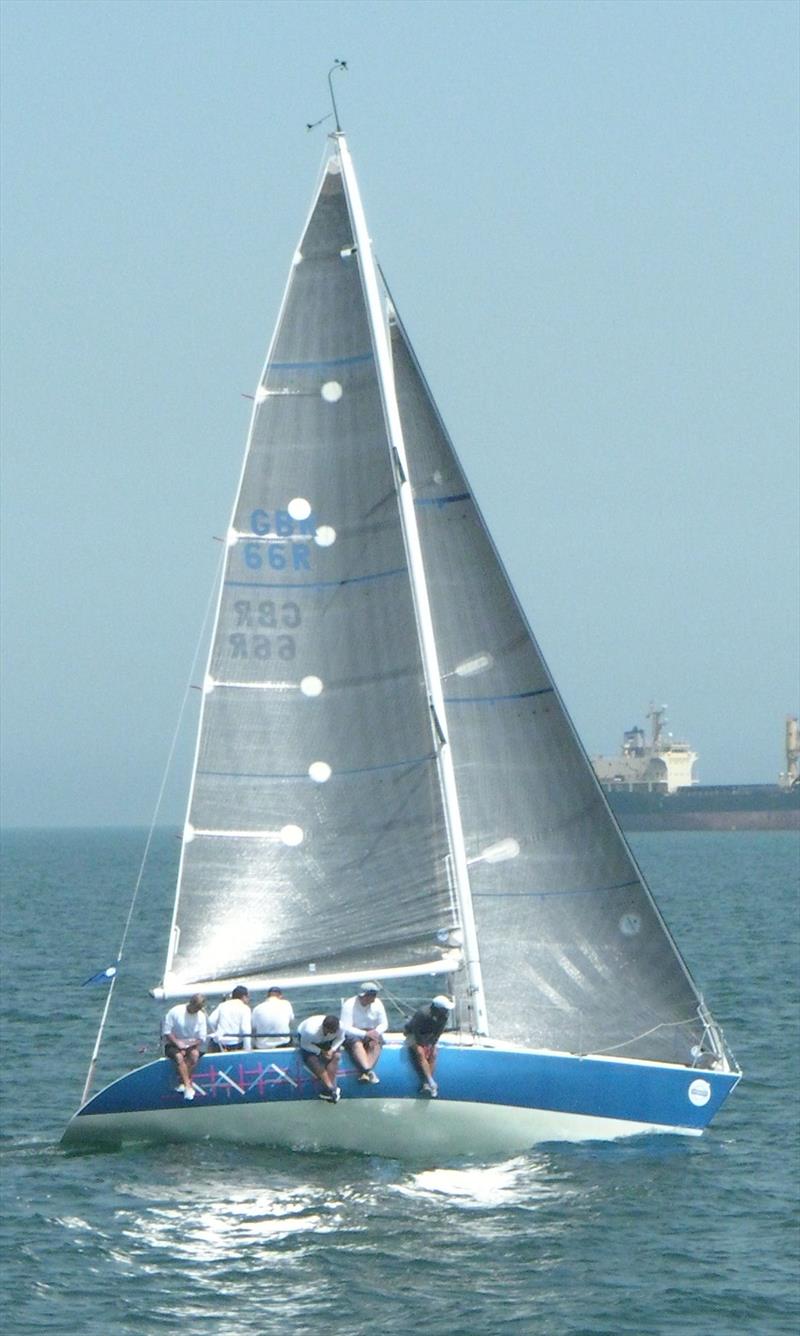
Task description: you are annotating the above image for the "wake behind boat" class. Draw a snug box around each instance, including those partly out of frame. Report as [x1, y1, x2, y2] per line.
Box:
[63, 113, 740, 1157]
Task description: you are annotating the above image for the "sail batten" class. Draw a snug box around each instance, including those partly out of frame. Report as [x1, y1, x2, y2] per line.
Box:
[205, 681, 297, 692]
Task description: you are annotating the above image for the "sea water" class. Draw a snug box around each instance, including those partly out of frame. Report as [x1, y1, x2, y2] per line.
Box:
[0, 828, 797, 1335]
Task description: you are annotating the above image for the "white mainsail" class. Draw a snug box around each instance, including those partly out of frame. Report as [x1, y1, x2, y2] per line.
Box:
[162, 146, 463, 997]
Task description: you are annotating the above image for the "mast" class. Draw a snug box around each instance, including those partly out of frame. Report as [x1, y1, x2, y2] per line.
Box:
[336, 133, 489, 1036]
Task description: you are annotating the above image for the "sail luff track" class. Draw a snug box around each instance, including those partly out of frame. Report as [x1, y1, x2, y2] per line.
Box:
[336, 133, 488, 1036]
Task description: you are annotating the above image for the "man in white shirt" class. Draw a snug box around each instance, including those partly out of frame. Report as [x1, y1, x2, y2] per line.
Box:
[208, 985, 252, 1051]
[162, 993, 207, 1101]
[298, 1013, 345, 1102]
[251, 986, 295, 1049]
[339, 981, 388, 1084]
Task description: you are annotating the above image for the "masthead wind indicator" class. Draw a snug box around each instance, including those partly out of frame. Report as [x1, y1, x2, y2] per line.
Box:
[306, 58, 348, 132]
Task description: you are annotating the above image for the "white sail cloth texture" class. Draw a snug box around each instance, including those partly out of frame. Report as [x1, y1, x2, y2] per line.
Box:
[169, 156, 457, 989]
[386, 303, 710, 1065]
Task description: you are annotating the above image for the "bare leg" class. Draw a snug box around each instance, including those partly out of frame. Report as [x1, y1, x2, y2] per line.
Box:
[172, 1044, 201, 1094]
[409, 1043, 438, 1093]
[361, 1037, 381, 1070]
[409, 1043, 434, 1084]
[185, 1046, 200, 1086]
[348, 1038, 381, 1073]
[326, 1050, 340, 1089]
[304, 1051, 340, 1093]
[172, 1050, 193, 1090]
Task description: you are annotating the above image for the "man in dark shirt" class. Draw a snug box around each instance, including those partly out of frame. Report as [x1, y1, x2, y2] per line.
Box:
[403, 995, 455, 1098]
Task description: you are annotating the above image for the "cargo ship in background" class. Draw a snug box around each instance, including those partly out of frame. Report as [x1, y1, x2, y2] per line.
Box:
[593, 708, 800, 831]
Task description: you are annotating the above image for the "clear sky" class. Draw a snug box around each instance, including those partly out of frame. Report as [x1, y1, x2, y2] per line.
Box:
[1, 0, 798, 827]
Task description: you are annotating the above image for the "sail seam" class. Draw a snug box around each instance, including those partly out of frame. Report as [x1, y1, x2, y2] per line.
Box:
[269, 351, 373, 370]
[444, 687, 555, 705]
[472, 879, 641, 900]
[224, 566, 407, 591]
[415, 492, 470, 507]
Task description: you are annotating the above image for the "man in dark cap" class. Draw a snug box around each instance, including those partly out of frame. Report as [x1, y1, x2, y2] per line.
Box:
[298, 1013, 346, 1102]
[403, 995, 455, 1098]
[208, 985, 252, 1052]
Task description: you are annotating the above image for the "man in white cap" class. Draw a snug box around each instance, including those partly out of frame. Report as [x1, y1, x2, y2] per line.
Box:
[403, 995, 455, 1098]
[339, 982, 388, 1084]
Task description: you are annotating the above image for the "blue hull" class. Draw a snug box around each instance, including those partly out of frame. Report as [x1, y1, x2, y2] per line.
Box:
[62, 1043, 739, 1157]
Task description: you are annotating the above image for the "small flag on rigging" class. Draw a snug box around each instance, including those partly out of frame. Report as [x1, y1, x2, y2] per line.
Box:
[82, 963, 118, 986]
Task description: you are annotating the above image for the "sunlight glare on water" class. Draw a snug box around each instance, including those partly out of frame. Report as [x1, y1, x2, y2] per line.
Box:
[394, 1156, 560, 1208]
[116, 1179, 337, 1262]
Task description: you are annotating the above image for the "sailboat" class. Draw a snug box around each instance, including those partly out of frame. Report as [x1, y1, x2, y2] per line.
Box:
[63, 124, 740, 1157]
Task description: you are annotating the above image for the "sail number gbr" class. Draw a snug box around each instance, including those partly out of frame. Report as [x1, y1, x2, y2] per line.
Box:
[228, 599, 300, 660]
[242, 508, 315, 573]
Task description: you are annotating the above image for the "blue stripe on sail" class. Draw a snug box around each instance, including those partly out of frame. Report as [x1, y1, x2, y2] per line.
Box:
[197, 752, 437, 783]
[472, 879, 641, 900]
[415, 492, 471, 508]
[225, 566, 407, 592]
[268, 352, 374, 371]
[444, 687, 555, 705]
